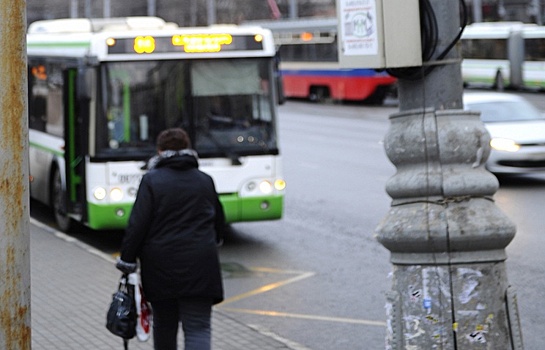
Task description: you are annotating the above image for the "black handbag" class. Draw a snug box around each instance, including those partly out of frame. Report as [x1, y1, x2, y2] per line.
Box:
[106, 274, 137, 349]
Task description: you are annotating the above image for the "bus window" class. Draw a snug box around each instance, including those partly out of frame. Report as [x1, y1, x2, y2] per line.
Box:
[525, 38, 545, 61]
[191, 59, 275, 156]
[28, 62, 65, 137]
[278, 40, 338, 62]
[461, 38, 508, 59]
[96, 59, 276, 160]
[107, 78, 126, 145]
[28, 63, 48, 132]
[45, 64, 65, 137]
[98, 61, 189, 157]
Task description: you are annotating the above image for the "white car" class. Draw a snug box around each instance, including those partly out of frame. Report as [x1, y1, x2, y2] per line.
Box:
[463, 92, 545, 174]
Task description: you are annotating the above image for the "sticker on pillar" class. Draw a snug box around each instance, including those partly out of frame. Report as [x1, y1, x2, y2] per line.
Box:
[485, 314, 494, 324]
[424, 314, 439, 324]
[423, 298, 432, 310]
[404, 317, 425, 340]
[467, 330, 487, 344]
[457, 268, 483, 304]
[409, 285, 422, 302]
[431, 327, 446, 341]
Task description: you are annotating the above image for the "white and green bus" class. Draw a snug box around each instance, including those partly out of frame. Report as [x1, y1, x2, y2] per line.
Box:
[27, 17, 285, 232]
[461, 22, 545, 90]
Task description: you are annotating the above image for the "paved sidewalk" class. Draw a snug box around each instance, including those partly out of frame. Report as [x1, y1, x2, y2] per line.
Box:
[30, 219, 307, 349]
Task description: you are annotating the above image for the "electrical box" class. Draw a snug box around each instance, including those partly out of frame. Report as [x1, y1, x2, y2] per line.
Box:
[337, 0, 422, 69]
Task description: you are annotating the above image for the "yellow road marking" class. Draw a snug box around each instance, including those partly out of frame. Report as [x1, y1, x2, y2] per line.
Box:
[221, 307, 387, 327]
[220, 270, 315, 305]
[219, 266, 386, 327]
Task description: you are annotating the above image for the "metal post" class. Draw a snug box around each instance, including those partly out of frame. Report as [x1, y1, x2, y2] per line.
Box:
[498, 0, 507, 19]
[289, 0, 298, 19]
[207, 0, 216, 25]
[472, 0, 483, 22]
[103, 0, 111, 18]
[530, 0, 542, 25]
[376, 0, 524, 348]
[85, 0, 91, 18]
[148, 0, 156, 17]
[71, 0, 78, 18]
[190, 0, 198, 26]
[0, 0, 32, 349]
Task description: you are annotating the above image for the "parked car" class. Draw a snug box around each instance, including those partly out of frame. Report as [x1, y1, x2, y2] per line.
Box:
[463, 92, 545, 174]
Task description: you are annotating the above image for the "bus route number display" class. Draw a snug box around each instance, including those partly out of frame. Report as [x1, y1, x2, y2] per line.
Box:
[107, 34, 264, 54]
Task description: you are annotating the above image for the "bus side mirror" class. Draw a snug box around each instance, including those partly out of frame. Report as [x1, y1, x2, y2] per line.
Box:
[276, 72, 285, 105]
[274, 52, 285, 105]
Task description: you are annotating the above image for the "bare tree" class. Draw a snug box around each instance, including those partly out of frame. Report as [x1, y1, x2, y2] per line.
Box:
[25, 0, 336, 27]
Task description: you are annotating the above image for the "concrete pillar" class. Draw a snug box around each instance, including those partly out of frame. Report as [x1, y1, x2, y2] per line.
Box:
[376, 0, 524, 348]
[0, 1, 32, 348]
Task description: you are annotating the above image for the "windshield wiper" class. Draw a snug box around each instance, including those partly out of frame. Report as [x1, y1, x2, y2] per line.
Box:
[200, 129, 242, 165]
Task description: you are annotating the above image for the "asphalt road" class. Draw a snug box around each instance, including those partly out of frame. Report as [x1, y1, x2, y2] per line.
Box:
[216, 94, 545, 350]
[30, 90, 545, 349]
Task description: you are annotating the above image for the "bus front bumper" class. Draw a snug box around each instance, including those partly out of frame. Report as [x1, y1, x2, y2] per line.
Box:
[86, 194, 284, 230]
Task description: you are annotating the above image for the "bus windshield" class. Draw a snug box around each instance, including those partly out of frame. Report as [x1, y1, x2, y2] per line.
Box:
[96, 58, 278, 160]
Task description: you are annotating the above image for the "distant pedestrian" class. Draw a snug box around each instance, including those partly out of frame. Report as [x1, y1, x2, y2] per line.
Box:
[116, 127, 225, 350]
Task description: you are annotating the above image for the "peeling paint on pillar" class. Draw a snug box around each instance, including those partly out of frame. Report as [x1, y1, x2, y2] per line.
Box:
[0, 0, 32, 349]
[376, 1, 524, 347]
[377, 108, 523, 349]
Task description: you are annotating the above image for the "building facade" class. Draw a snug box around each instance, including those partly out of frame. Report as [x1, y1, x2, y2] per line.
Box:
[25, 0, 545, 28]
[468, 0, 544, 24]
[26, 0, 336, 27]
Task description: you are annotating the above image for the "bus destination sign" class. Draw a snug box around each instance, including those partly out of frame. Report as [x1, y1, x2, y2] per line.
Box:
[107, 33, 264, 54]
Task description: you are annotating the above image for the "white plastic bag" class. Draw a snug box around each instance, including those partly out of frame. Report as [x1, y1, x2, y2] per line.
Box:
[127, 273, 152, 342]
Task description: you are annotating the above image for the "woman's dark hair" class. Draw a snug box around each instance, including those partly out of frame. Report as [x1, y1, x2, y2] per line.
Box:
[156, 128, 191, 151]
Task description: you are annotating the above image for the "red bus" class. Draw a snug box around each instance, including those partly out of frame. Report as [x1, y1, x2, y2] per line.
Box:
[245, 18, 397, 104]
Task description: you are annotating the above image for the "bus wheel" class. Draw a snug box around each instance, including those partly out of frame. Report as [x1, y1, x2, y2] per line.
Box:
[494, 71, 505, 91]
[52, 168, 73, 232]
[363, 86, 388, 105]
[309, 87, 329, 103]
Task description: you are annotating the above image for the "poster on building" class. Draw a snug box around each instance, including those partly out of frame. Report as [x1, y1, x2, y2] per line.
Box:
[338, 0, 379, 56]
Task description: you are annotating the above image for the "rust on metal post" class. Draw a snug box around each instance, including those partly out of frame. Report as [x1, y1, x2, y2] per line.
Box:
[0, 0, 32, 349]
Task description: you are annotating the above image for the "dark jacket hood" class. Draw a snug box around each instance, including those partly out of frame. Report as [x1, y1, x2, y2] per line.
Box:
[155, 154, 198, 171]
[147, 149, 199, 171]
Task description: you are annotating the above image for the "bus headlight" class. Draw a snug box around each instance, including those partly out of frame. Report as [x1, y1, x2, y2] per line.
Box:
[241, 178, 286, 197]
[490, 138, 520, 152]
[93, 187, 107, 200]
[259, 180, 273, 194]
[110, 188, 124, 201]
[274, 179, 286, 191]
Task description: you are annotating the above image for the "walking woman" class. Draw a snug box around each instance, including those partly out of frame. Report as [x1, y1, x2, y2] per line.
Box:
[116, 128, 225, 350]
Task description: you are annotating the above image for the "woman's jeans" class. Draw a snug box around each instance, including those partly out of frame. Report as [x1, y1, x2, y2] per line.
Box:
[151, 297, 213, 350]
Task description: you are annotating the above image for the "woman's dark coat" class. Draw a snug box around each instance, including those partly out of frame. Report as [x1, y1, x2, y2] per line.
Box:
[120, 153, 225, 304]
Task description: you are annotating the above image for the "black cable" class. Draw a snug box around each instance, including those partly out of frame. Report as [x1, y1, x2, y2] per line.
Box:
[420, 0, 438, 62]
[436, 0, 468, 61]
[386, 0, 468, 80]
